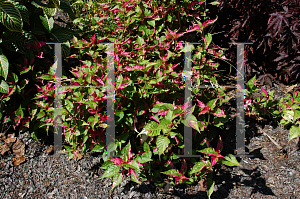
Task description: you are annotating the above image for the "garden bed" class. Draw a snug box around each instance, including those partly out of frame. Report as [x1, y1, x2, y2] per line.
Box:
[0, 81, 299, 199]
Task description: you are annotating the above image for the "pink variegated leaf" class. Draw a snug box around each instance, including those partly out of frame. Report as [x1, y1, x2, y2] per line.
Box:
[113, 158, 123, 165]
[202, 17, 218, 29]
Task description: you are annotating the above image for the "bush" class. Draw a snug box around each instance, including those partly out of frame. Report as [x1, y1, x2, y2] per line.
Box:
[32, 0, 241, 197]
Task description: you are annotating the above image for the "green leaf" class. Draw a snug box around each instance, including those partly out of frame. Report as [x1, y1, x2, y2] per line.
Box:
[247, 75, 256, 89]
[161, 169, 181, 177]
[293, 110, 300, 121]
[20, 65, 31, 75]
[40, 14, 54, 32]
[130, 171, 141, 184]
[158, 118, 171, 130]
[92, 143, 105, 152]
[14, 3, 30, 25]
[115, 110, 124, 122]
[156, 135, 170, 156]
[221, 154, 241, 166]
[0, 49, 9, 80]
[0, 80, 9, 94]
[29, 131, 38, 142]
[100, 160, 113, 169]
[88, 115, 99, 130]
[121, 142, 131, 162]
[15, 105, 24, 117]
[283, 110, 294, 122]
[144, 121, 159, 131]
[183, 113, 200, 133]
[181, 43, 195, 53]
[204, 33, 212, 49]
[189, 161, 206, 175]
[165, 110, 173, 122]
[207, 98, 218, 110]
[136, 155, 152, 163]
[0, 1, 23, 32]
[209, 1, 220, 5]
[147, 20, 155, 27]
[136, 36, 145, 45]
[60, 0, 76, 21]
[143, 142, 150, 151]
[111, 173, 123, 190]
[289, 125, 300, 142]
[100, 164, 120, 179]
[207, 179, 215, 199]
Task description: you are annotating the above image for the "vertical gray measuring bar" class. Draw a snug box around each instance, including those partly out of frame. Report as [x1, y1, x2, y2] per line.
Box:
[49, 43, 63, 155]
[230, 42, 253, 157]
[106, 43, 116, 157]
[183, 42, 193, 156]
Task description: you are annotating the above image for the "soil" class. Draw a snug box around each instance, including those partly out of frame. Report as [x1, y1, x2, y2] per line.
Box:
[1, 80, 300, 199]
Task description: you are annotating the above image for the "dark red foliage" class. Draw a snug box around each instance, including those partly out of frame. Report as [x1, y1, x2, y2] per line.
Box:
[208, 0, 300, 85]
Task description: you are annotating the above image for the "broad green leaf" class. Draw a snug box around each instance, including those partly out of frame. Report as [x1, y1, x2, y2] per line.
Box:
[189, 161, 206, 175]
[289, 125, 300, 142]
[136, 155, 152, 163]
[158, 118, 171, 130]
[40, 15, 54, 32]
[136, 36, 145, 45]
[115, 110, 124, 122]
[147, 20, 155, 27]
[181, 43, 195, 53]
[144, 121, 159, 131]
[293, 109, 300, 121]
[247, 75, 256, 89]
[0, 1, 23, 32]
[48, 61, 57, 76]
[143, 142, 150, 152]
[100, 160, 113, 169]
[183, 113, 200, 133]
[0, 80, 8, 94]
[88, 115, 99, 130]
[0, 49, 9, 80]
[155, 103, 174, 111]
[165, 110, 173, 122]
[15, 105, 24, 117]
[221, 154, 241, 166]
[161, 169, 181, 177]
[198, 147, 217, 155]
[92, 143, 105, 152]
[111, 173, 123, 190]
[100, 164, 120, 179]
[283, 110, 294, 122]
[207, 98, 218, 110]
[156, 135, 170, 156]
[135, 5, 142, 14]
